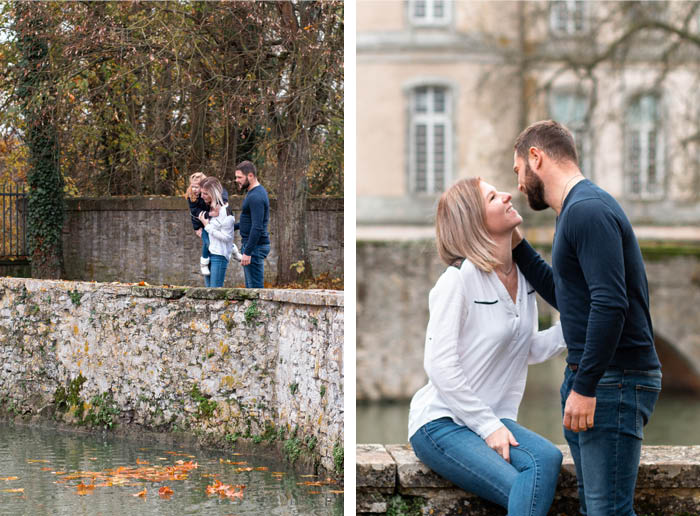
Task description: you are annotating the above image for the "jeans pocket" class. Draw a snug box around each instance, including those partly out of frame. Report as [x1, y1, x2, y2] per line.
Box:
[635, 385, 660, 439]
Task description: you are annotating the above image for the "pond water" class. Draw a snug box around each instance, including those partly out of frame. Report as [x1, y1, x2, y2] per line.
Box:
[0, 423, 343, 516]
[357, 360, 700, 446]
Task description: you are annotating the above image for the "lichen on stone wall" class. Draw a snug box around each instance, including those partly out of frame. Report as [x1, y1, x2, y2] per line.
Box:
[0, 278, 344, 474]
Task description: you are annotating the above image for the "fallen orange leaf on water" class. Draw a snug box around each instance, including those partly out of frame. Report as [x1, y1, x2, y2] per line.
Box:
[75, 482, 95, 495]
[0, 477, 19, 481]
[329, 489, 344, 494]
[132, 488, 147, 498]
[158, 486, 174, 498]
[27, 459, 51, 464]
[298, 481, 323, 486]
[41, 467, 52, 471]
[309, 490, 321, 494]
[206, 480, 246, 499]
[136, 459, 149, 465]
[2, 488, 23, 493]
[254, 467, 268, 471]
[234, 467, 253, 473]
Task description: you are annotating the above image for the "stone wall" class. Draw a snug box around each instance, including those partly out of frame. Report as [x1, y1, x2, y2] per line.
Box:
[357, 239, 700, 400]
[357, 444, 700, 515]
[0, 277, 343, 473]
[62, 196, 343, 287]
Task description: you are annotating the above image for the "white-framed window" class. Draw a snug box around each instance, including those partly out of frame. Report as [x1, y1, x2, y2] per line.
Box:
[550, 91, 591, 176]
[408, 85, 452, 194]
[625, 93, 665, 198]
[409, 0, 451, 27]
[550, 0, 588, 35]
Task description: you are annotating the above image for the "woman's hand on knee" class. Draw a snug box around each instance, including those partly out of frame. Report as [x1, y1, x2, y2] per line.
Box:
[485, 425, 519, 463]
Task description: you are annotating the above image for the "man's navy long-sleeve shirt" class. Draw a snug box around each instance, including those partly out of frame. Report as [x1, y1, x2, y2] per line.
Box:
[235, 185, 270, 256]
[513, 180, 660, 396]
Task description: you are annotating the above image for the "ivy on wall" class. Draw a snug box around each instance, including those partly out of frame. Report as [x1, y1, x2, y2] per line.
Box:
[14, 3, 64, 278]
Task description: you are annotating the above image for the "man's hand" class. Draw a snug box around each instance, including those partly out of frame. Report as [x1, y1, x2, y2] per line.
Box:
[195, 228, 202, 238]
[241, 254, 251, 266]
[564, 390, 596, 432]
[485, 425, 519, 463]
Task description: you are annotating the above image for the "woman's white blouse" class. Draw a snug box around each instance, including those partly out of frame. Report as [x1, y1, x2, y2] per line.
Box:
[408, 259, 566, 441]
[205, 207, 236, 261]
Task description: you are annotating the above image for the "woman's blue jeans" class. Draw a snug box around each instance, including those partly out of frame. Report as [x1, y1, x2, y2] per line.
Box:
[561, 366, 662, 516]
[410, 417, 562, 516]
[204, 254, 228, 288]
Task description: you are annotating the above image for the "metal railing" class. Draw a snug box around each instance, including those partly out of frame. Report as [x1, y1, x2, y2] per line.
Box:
[0, 182, 27, 259]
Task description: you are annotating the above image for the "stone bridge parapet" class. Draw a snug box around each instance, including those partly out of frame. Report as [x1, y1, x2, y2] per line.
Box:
[357, 443, 700, 515]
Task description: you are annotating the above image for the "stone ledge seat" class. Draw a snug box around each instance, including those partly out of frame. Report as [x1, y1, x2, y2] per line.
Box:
[357, 444, 700, 515]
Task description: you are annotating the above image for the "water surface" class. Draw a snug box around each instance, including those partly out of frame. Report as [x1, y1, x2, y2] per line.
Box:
[358, 360, 700, 446]
[0, 423, 343, 516]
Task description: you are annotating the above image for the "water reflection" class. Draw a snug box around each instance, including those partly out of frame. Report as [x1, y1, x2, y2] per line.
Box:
[357, 359, 700, 446]
[0, 423, 343, 516]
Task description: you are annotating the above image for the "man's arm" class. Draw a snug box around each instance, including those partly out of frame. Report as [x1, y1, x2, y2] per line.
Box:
[512, 239, 557, 309]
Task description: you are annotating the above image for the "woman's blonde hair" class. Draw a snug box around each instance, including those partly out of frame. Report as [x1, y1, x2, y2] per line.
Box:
[185, 172, 207, 202]
[199, 176, 224, 208]
[435, 177, 500, 272]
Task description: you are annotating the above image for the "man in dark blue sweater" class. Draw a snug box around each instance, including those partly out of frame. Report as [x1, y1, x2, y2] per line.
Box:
[512, 120, 661, 516]
[234, 160, 270, 288]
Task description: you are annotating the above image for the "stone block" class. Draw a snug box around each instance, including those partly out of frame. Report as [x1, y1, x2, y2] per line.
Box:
[386, 443, 453, 488]
[357, 490, 389, 513]
[357, 444, 397, 489]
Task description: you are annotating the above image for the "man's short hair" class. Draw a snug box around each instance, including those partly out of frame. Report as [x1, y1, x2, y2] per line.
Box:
[236, 160, 257, 177]
[514, 120, 578, 165]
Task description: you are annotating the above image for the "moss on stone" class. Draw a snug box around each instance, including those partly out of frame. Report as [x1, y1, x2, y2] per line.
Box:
[640, 243, 700, 262]
[226, 289, 260, 301]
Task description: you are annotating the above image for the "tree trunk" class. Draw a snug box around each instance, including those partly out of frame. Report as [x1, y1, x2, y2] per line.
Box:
[275, 133, 313, 285]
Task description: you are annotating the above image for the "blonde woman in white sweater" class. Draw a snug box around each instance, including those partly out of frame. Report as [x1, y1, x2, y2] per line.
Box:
[196, 177, 239, 287]
[408, 178, 566, 516]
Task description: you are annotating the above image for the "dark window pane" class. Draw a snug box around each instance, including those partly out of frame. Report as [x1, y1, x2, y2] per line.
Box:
[415, 125, 427, 192]
[433, 88, 446, 113]
[415, 88, 428, 113]
[433, 0, 445, 18]
[434, 125, 445, 191]
[628, 130, 641, 194]
[573, 1, 585, 31]
[413, 0, 426, 18]
[647, 129, 657, 185]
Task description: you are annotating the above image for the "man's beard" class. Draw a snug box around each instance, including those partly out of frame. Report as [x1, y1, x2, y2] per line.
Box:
[238, 179, 250, 192]
[523, 161, 549, 211]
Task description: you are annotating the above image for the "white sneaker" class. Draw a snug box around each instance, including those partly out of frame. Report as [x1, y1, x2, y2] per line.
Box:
[200, 257, 210, 276]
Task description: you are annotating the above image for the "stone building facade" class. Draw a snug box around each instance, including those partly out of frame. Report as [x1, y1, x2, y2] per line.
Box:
[357, 0, 700, 228]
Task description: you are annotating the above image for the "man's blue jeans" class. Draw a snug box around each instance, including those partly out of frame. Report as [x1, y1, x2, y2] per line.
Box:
[410, 417, 562, 516]
[243, 243, 270, 288]
[561, 366, 662, 516]
[204, 254, 228, 288]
